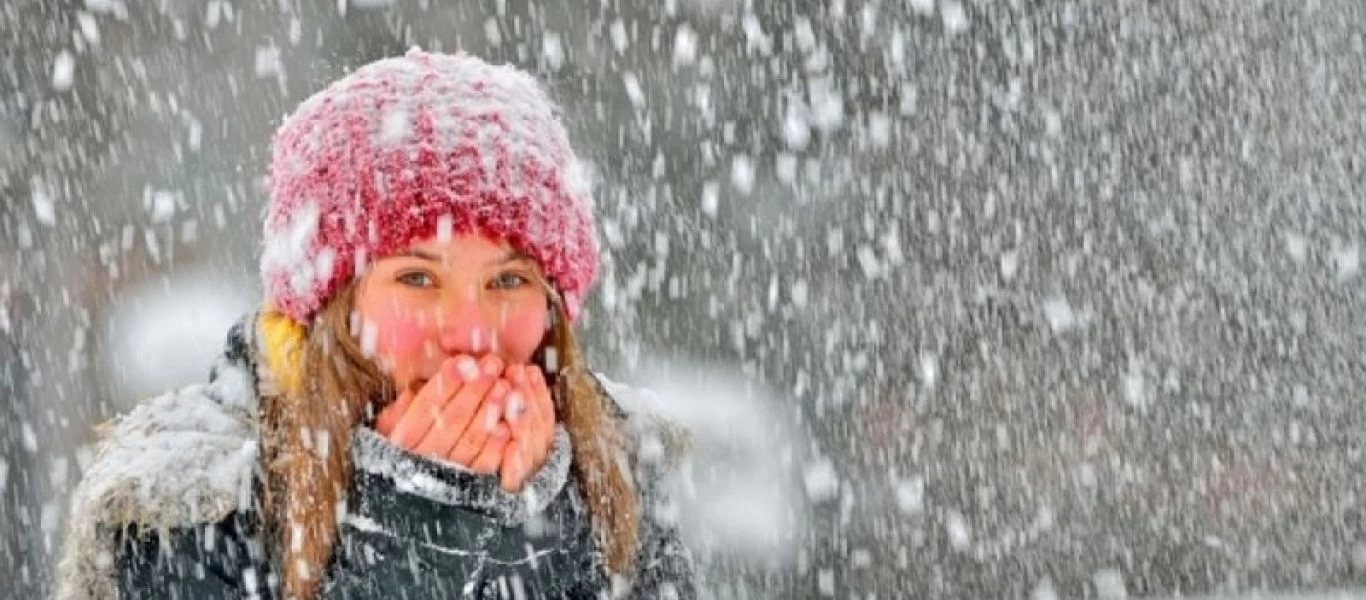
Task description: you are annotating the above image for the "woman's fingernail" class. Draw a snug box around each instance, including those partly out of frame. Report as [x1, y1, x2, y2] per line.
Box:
[505, 393, 524, 422]
[482, 356, 501, 378]
[491, 380, 510, 399]
[484, 407, 499, 432]
[456, 356, 479, 381]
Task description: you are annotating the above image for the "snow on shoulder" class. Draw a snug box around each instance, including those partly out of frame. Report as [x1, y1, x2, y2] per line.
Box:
[56, 357, 259, 600]
[595, 373, 694, 473]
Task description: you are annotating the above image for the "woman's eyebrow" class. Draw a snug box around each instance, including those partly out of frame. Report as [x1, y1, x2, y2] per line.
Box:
[393, 249, 444, 263]
[393, 248, 531, 266]
[486, 250, 534, 267]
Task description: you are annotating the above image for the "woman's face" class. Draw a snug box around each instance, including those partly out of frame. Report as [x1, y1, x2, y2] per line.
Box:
[353, 233, 551, 393]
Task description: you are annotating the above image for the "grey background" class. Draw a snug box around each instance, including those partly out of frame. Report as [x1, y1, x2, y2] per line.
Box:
[2, 0, 1365, 598]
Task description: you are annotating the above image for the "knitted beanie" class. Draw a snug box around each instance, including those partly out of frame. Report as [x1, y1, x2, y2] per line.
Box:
[261, 49, 598, 324]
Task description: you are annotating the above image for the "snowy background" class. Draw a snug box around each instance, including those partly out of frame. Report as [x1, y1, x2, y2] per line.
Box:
[2, 0, 1366, 598]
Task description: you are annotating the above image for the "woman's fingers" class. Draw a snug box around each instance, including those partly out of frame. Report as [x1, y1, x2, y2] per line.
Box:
[509, 366, 553, 467]
[528, 367, 556, 465]
[442, 377, 510, 464]
[500, 441, 528, 493]
[373, 388, 415, 437]
[382, 359, 556, 490]
[499, 365, 556, 492]
[388, 356, 474, 449]
[503, 367, 530, 435]
[468, 422, 511, 474]
[499, 366, 532, 493]
[416, 355, 504, 459]
[530, 367, 554, 428]
[506, 365, 533, 425]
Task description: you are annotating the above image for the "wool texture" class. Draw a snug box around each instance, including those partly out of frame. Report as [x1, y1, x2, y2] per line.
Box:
[262, 49, 598, 324]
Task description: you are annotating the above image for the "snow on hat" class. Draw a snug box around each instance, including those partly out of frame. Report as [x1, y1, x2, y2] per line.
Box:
[261, 48, 598, 324]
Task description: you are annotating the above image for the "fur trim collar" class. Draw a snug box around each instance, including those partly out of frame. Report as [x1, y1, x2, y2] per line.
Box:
[351, 424, 573, 523]
[55, 332, 262, 600]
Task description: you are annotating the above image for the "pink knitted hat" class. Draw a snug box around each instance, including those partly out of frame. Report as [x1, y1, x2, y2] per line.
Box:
[261, 49, 598, 323]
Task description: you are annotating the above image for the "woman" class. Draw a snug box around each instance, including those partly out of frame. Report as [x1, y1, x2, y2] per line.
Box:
[57, 50, 696, 599]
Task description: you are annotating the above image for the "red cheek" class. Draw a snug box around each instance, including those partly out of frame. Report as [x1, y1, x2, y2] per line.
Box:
[496, 309, 548, 365]
[378, 316, 430, 358]
[365, 305, 436, 378]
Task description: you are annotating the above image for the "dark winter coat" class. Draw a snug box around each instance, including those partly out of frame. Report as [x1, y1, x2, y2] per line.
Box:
[56, 313, 697, 599]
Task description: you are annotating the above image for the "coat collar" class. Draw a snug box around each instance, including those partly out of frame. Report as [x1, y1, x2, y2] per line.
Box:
[56, 313, 265, 600]
[351, 424, 573, 524]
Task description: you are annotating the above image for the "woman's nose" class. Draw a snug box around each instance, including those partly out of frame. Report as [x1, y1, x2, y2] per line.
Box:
[436, 286, 497, 355]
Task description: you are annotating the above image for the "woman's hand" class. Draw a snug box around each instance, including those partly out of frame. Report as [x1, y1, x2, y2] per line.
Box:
[372, 357, 556, 489]
[498, 364, 557, 494]
[374, 354, 513, 474]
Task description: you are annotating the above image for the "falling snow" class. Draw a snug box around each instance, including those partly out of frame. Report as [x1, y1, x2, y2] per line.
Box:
[907, 0, 934, 17]
[940, 1, 970, 34]
[944, 510, 972, 552]
[3, 2, 1366, 598]
[802, 458, 840, 504]
[1335, 243, 1360, 282]
[29, 186, 55, 227]
[1094, 568, 1129, 599]
[50, 50, 75, 91]
[1123, 358, 1150, 410]
[1043, 295, 1078, 333]
[891, 476, 925, 514]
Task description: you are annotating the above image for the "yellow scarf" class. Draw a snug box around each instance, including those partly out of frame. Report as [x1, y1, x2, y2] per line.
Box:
[258, 309, 307, 397]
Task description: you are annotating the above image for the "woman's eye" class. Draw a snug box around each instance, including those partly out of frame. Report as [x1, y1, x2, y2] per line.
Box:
[491, 272, 530, 290]
[397, 271, 436, 288]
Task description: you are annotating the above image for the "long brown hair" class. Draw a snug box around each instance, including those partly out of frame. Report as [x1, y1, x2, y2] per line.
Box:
[258, 282, 639, 599]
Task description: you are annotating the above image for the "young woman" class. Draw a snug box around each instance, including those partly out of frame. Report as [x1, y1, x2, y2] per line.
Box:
[57, 49, 697, 599]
